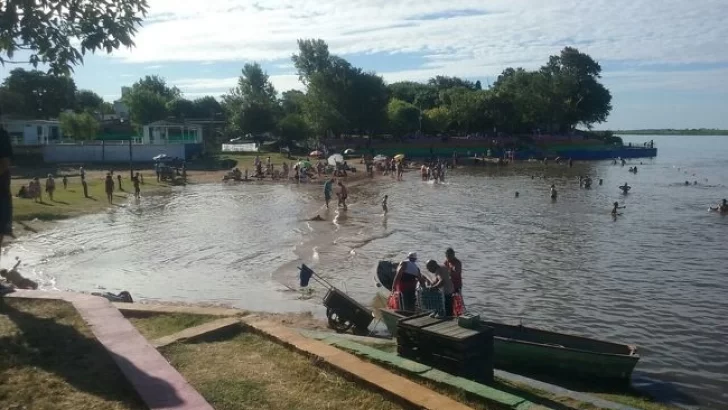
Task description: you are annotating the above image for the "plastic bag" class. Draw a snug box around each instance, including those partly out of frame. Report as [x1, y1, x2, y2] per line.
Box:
[387, 292, 402, 310]
[453, 293, 466, 316]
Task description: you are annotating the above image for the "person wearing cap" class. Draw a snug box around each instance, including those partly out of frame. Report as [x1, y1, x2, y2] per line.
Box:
[444, 248, 462, 294]
[425, 260, 455, 316]
[392, 252, 424, 311]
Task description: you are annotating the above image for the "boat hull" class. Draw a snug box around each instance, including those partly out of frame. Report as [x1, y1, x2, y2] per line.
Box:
[379, 308, 639, 383]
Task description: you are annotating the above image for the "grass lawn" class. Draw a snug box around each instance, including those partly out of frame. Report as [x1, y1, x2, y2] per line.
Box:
[11, 175, 169, 222]
[0, 298, 146, 410]
[161, 329, 406, 410]
[127, 312, 219, 340]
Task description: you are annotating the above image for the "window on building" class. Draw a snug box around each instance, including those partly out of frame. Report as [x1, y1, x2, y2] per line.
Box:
[50, 126, 60, 140]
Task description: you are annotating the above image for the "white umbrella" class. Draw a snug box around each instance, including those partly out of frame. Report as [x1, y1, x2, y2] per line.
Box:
[328, 154, 344, 166]
[373, 155, 388, 162]
[344, 148, 355, 155]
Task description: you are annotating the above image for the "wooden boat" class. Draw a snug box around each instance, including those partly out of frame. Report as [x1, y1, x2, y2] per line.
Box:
[379, 308, 639, 383]
[375, 262, 640, 382]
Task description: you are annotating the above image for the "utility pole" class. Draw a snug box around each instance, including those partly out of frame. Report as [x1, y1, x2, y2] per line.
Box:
[129, 137, 133, 179]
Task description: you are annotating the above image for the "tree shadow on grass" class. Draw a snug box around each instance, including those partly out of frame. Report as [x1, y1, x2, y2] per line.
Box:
[0, 301, 183, 408]
[52, 200, 70, 205]
[85, 196, 98, 201]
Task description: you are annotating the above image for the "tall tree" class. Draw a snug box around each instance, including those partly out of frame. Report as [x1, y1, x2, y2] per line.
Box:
[192, 96, 223, 118]
[123, 75, 179, 125]
[222, 63, 279, 135]
[166, 98, 196, 119]
[291, 39, 332, 84]
[0, 0, 148, 75]
[280, 90, 306, 115]
[387, 98, 421, 135]
[75, 89, 105, 113]
[59, 111, 100, 140]
[0, 68, 76, 118]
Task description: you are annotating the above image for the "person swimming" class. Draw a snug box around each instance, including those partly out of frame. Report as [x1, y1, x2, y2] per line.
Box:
[619, 183, 631, 194]
[611, 201, 626, 215]
[710, 199, 728, 213]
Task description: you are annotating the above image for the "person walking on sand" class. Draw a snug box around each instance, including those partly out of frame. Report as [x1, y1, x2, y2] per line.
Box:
[382, 195, 388, 214]
[62, 175, 68, 189]
[117, 174, 123, 191]
[45, 174, 56, 201]
[104, 173, 114, 204]
[30, 177, 41, 203]
[323, 178, 334, 209]
[337, 181, 348, 210]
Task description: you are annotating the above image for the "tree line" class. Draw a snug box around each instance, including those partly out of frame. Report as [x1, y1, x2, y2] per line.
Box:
[1, 39, 613, 145]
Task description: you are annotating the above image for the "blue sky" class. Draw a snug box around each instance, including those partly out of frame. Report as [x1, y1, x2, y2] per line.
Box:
[2, 0, 728, 129]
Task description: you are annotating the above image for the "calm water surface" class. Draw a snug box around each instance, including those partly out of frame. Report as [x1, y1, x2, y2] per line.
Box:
[7, 135, 728, 408]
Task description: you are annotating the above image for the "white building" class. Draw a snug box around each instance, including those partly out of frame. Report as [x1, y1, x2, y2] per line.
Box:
[1, 119, 63, 145]
[142, 120, 203, 144]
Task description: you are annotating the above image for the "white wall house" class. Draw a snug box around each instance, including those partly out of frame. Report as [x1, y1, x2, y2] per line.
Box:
[142, 120, 203, 144]
[1, 119, 63, 145]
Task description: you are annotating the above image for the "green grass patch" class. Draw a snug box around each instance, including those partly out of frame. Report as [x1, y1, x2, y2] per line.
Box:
[11, 175, 169, 222]
[0, 298, 145, 409]
[161, 330, 406, 410]
[127, 312, 219, 340]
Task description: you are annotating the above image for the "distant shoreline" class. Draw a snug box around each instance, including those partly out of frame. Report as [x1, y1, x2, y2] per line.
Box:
[609, 129, 728, 136]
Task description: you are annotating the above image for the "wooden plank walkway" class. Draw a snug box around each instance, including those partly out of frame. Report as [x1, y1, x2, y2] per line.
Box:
[6, 290, 213, 410]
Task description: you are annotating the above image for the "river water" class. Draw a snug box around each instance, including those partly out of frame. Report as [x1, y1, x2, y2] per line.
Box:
[6, 135, 727, 408]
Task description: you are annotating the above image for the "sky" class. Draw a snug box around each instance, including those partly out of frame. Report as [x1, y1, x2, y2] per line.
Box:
[2, 0, 728, 130]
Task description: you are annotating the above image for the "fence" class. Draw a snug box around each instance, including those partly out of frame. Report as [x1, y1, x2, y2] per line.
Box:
[42, 143, 188, 163]
[222, 143, 258, 152]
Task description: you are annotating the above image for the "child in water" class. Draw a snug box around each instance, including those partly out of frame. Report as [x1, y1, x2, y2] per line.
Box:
[382, 195, 388, 214]
[611, 201, 626, 215]
[550, 184, 557, 199]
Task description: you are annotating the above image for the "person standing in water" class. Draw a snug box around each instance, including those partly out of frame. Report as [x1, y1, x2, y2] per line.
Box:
[710, 199, 728, 213]
[611, 201, 625, 215]
[337, 181, 348, 210]
[132, 172, 141, 198]
[323, 178, 334, 209]
[382, 195, 388, 214]
[550, 184, 557, 199]
[104, 173, 115, 204]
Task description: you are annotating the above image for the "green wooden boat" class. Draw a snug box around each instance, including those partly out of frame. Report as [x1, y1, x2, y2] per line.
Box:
[380, 308, 640, 383]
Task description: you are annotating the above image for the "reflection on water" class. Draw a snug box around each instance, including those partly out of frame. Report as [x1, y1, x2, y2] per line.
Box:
[7, 135, 728, 408]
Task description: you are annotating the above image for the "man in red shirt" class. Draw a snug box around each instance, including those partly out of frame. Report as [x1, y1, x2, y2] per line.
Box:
[444, 248, 462, 294]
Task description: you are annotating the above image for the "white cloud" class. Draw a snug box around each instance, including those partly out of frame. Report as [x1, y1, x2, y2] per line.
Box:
[170, 74, 305, 97]
[144, 64, 164, 70]
[111, 0, 727, 75]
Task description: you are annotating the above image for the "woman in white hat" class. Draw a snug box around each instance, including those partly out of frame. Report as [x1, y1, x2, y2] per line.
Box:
[392, 252, 423, 311]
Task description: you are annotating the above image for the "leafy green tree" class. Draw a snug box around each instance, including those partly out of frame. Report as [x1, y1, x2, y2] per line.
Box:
[427, 75, 477, 91]
[292, 39, 332, 84]
[129, 75, 180, 101]
[387, 98, 420, 135]
[126, 89, 168, 125]
[388, 81, 438, 110]
[280, 90, 306, 115]
[0, 0, 148, 75]
[123, 75, 179, 125]
[75, 89, 105, 113]
[277, 113, 310, 144]
[424, 107, 452, 133]
[192, 96, 223, 118]
[166, 98, 196, 119]
[59, 111, 100, 140]
[223, 63, 279, 135]
[0, 68, 76, 118]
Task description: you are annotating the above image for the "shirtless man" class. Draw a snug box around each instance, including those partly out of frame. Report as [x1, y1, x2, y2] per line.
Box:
[337, 181, 348, 210]
[611, 201, 626, 215]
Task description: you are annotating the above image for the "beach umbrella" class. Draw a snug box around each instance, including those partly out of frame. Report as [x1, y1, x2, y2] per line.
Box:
[153, 154, 169, 161]
[344, 148, 355, 155]
[328, 154, 344, 166]
[394, 154, 405, 161]
[310, 150, 323, 157]
[297, 160, 312, 169]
